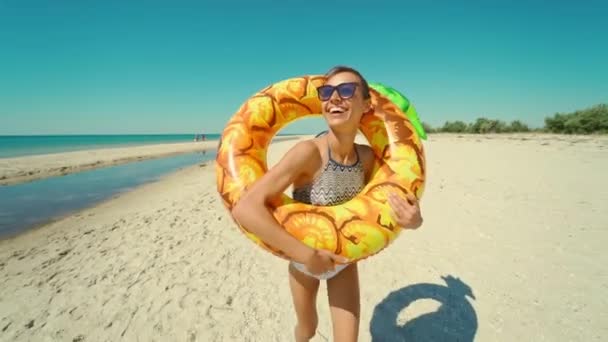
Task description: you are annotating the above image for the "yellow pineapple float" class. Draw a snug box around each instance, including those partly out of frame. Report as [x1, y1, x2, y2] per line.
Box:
[215, 75, 426, 262]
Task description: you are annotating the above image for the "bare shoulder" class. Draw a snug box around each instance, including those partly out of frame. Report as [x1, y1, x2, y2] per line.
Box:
[274, 139, 322, 176]
[289, 139, 321, 159]
[242, 139, 322, 201]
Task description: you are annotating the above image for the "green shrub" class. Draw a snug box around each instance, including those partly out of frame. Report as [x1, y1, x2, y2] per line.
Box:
[545, 104, 608, 134]
[441, 121, 468, 133]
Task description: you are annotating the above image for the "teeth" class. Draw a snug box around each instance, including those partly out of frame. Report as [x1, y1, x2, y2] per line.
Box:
[330, 107, 344, 113]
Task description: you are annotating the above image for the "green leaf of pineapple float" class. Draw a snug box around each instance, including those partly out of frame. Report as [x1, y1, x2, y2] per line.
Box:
[369, 82, 427, 140]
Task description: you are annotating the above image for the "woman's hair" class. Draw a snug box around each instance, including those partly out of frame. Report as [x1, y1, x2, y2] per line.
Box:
[324, 65, 371, 100]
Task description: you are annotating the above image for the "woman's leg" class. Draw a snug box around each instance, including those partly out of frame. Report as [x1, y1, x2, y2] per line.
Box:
[327, 263, 360, 342]
[289, 263, 321, 342]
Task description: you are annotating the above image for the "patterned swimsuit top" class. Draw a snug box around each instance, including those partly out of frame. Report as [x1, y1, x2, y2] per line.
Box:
[292, 145, 365, 206]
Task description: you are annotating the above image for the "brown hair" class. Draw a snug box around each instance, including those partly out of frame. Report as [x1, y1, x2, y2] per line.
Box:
[324, 65, 371, 100]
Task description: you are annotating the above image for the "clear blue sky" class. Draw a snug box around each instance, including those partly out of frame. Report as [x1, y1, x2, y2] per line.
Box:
[1, 0, 607, 135]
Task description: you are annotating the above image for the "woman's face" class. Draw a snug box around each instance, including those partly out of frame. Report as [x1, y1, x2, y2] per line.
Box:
[319, 71, 371, 131]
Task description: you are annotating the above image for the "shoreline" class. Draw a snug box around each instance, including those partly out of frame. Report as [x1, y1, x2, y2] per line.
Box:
[0, 141, 215, 186]
[0, 135, 302, 186]
[0, 160, 212, 243]
[0, 135, 307, 241]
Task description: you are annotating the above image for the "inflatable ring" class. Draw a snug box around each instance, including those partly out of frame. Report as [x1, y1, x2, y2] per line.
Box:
[369, 82, 427, 140]
[215, 75, 426, 262]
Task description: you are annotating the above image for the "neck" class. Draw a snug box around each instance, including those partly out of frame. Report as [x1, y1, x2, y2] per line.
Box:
[326, 129, 357, 163]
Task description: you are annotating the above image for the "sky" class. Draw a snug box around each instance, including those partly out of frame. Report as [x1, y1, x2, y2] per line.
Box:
[1, 0, 607, 135]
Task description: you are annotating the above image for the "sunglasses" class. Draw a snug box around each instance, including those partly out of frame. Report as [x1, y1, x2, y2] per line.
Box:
[316, 82, 359, 101]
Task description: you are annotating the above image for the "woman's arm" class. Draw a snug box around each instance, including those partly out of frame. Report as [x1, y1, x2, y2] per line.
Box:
[231, 140, 321, 264]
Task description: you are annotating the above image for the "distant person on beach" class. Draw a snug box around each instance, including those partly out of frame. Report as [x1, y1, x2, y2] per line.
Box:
[232, 66, 423, 342]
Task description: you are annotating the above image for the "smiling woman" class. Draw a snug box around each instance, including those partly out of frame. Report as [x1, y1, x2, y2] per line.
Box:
[216, 67, 426, 342]
[216, 66, 426, 342]
[215, 73, 426, 263]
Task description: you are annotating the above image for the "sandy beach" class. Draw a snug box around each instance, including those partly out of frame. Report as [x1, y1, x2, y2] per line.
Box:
[1, 133, 607, 341]
[0, 141, 216, 186]
[0, 136, 304, 187]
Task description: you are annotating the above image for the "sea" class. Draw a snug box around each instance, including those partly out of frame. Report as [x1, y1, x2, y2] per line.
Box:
[0, 134, 221, 158]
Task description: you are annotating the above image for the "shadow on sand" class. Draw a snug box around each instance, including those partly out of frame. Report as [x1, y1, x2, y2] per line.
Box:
[370, 275, 478, 342]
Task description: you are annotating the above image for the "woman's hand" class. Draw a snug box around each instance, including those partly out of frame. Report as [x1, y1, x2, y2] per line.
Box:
[388, 192, 423, 229]
[301, 249, 349, 275]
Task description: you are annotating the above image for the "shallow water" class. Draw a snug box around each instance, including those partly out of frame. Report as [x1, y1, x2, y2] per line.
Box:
[0, 134, 219, 158]
[0, 151, 215, 238]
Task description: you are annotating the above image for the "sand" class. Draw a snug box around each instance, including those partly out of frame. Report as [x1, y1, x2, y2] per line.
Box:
[0, 133, 607, 341]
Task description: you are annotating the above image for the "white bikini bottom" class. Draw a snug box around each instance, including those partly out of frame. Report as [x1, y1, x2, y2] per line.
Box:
[290, 261, 349, 280]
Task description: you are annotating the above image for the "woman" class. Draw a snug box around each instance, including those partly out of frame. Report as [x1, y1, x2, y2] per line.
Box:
[231, 66, 423, 342]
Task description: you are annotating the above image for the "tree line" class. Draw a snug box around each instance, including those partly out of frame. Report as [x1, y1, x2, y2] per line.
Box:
[423, 103, 607, 134]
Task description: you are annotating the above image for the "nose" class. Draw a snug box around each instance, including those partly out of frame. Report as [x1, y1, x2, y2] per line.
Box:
[329, 88, 342, 103]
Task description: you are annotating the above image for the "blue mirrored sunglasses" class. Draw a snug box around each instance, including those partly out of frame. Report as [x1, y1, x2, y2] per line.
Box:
[317, 82, 358, 101]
